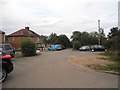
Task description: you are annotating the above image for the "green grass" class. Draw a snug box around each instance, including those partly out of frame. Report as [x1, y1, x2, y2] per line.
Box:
[14, 54, 24, 58]
[97, 50, 120, 72]
[87, 62, 120, 72]
[14, 53, 41, 58]
[97, 57, 109, 60]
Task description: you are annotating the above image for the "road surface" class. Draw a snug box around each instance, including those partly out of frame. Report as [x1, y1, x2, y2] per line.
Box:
[3, 49, 118, 88]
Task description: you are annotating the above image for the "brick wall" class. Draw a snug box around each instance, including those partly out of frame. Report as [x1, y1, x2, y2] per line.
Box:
[7, 36, 44, 50]
[0, 34, 5, 43]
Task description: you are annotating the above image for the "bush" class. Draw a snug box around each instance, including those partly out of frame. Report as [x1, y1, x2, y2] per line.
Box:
[21, 40, 36, 57]
[73, 41, 81, 50]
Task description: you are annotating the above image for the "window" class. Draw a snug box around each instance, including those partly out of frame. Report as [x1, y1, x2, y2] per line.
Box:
[13, 37, 15, 41]
[4, 45, 12, 50]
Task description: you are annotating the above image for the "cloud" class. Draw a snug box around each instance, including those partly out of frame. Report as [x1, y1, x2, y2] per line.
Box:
[0, 0, 118, 38]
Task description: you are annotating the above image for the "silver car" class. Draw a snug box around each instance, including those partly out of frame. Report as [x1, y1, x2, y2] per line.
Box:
[0, 44, 15, 58]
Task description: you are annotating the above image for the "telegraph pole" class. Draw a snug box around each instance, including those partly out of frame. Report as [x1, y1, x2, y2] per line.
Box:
[98, 20, 101, 45]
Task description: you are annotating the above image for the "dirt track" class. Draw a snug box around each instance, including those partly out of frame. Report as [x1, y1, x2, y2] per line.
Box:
[3, 49, 118, 88]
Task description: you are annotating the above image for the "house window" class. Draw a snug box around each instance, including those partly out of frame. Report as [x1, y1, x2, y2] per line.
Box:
[37, 38, 39, 41]
[13, 37, 14, 41]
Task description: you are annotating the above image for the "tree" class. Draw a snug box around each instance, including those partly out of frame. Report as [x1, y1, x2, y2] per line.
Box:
[71, 31, 82, 41]
[107, 27, 120, 50]
[21, 40, 36, 57]
[71, 31, 99, 46]
[73, 41, 81, 50]
[89, 32, 99, 45]
[48, 33, 58, 44]
[47, 33, 71, 48]
[43, 36, 49, 45]
[108, 27, 120, 38]
[55, 34, 71, 48]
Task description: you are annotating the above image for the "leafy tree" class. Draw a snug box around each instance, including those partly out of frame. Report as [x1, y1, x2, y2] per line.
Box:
[89, 32, 99, 45]
[43, 36, 49, 46]
[71, 31, 82, 41]
[48, 33, 58, 44]
[71, 31, 100, 46]
[47, 33, 71, 48]
[73, 41, 81, 50]
[108, 27, 120, 38]
[21, 40, 36, 57]
[107, 27, 120, 50]
[55, 34, 71, 48]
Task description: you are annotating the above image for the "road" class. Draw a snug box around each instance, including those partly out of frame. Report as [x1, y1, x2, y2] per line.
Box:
[3, 49, 118, 88]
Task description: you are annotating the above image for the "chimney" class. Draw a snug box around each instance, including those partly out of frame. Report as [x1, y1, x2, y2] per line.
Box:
[25, 27, 29, 30]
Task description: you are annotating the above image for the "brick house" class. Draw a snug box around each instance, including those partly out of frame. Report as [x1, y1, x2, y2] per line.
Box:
[7, 27, 44, 50]
[0, 30, 5, 43]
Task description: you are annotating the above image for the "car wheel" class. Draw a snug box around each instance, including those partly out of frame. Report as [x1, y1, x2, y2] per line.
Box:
[0, 68, 8, 82]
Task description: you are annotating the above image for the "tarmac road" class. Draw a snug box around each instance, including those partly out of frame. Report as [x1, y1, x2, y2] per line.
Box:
[3, 49, 119, 88]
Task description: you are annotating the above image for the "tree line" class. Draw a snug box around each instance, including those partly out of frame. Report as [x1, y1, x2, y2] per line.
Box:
[43, 27, 119, 50]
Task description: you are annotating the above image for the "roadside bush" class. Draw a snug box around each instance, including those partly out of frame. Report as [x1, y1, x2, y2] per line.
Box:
[21, 40, 36, 57]
[73, 41, 81, 50]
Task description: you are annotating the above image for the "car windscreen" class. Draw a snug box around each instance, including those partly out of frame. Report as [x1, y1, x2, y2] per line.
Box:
[0, 45, 3, 51]
[4, 45, 12, 50]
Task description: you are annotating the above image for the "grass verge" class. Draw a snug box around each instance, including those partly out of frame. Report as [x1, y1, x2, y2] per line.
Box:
[14, 53, 41, 58]
[94, 50, 120, 72]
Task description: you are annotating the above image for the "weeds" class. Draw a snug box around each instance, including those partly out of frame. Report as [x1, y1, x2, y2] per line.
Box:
[97, 50, 120, 72]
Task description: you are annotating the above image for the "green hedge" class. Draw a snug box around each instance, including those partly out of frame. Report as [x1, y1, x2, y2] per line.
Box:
[21, 40, 36, 57]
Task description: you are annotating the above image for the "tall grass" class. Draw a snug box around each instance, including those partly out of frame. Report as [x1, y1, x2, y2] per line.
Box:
[99, 50, 120, 72]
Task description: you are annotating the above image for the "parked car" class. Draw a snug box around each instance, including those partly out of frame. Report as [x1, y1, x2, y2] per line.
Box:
[0, 44, 15, 58]
[90, 45, 106, 52]
[48, 45, 65, 51]
[79, 46, 91, 51]
[0, 52, 13, 82]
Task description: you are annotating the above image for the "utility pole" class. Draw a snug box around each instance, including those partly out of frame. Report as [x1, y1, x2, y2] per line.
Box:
[98, 20, 101, 45]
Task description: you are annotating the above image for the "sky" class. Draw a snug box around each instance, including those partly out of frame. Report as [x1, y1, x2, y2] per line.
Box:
[0, 0, 119, 38]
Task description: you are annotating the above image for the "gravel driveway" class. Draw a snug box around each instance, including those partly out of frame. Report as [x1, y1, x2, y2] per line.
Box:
[3, 49, 118, 88]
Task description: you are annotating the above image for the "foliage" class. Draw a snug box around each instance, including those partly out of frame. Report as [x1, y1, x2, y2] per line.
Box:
[106, 27, 120, 50]
[71, 31, 105, 46]
[47, 33, 58, 44]
[73, 41, 81, 50]
[43, 36, 49, 45]
[47, 33, 71, 48]
[100, 50, 119, 61]
[55, 34, 71, 48]
[21, 40, 36, 57]
[98, 50, 120, 72]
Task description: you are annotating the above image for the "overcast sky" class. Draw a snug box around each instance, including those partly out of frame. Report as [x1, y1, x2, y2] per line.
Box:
[0, 0, 119, 38]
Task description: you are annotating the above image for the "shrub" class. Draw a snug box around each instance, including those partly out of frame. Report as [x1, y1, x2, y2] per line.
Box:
[21, 40, 36, 57]
[73, 41, 81, 50]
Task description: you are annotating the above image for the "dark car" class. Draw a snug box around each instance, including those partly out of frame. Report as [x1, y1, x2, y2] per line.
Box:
[0, 52, 13, 82]
[90, 45, 106, 52]
[79, 46, 91, 51]
[0, 44, 15, 58]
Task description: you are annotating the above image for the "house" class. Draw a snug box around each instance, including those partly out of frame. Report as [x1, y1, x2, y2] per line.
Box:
[0, 30, 5, 43]
[7, 27, 44, 50]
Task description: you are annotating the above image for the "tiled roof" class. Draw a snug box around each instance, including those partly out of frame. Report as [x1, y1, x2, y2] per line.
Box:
[0, 30, 5, 34]
[8, 27, 40, 37]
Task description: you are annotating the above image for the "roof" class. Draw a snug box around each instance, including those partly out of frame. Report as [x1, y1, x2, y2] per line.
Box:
[0, 30, 5, 34]
[8, 27, 40, 37]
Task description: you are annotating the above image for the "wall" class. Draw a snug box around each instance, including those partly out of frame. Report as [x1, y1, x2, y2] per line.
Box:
[7, 36, 44, 50]
[0, 34, 5, 43]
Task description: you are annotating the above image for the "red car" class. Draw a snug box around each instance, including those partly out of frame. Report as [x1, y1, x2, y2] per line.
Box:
[0, 53, 13, 82]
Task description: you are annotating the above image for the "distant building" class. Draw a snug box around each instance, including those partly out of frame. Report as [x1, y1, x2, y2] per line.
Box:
[0, 30, 5, 43]
[7, 27, 44, 50]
